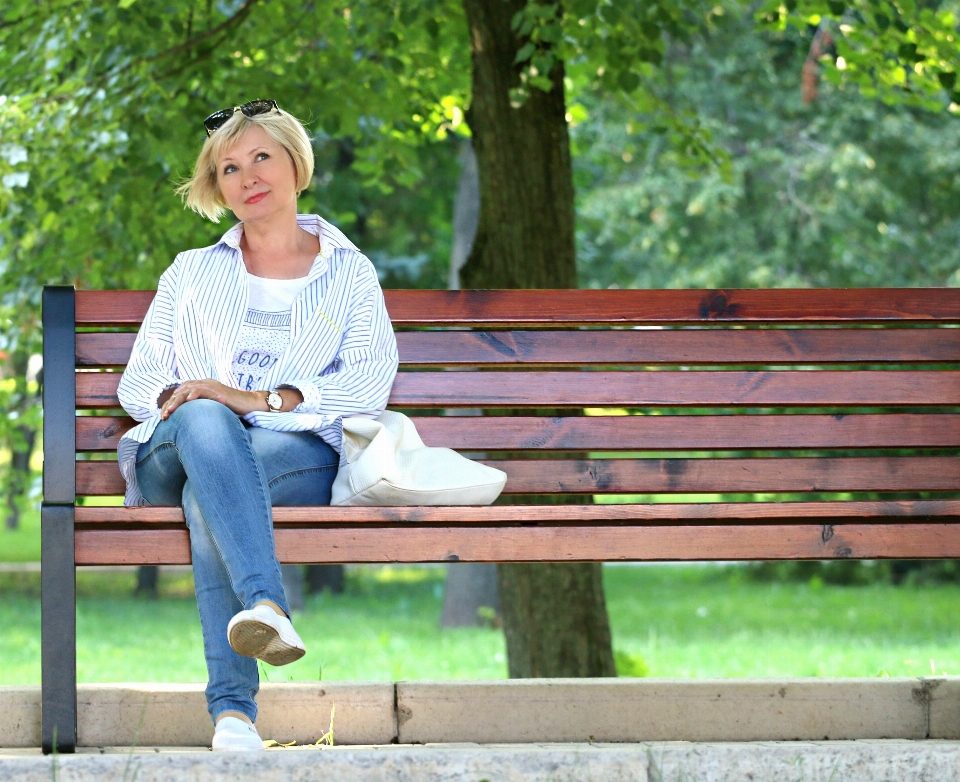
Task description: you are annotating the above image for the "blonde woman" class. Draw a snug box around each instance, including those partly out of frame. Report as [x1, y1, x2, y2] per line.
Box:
[117, 100, 398, 751]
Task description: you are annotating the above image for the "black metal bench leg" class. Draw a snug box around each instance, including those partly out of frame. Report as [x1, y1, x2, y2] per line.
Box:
[41, 285, 77, 754]
[41, 502, 76, 754]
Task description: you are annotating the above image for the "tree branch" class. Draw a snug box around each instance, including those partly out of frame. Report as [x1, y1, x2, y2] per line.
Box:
[143, 0, 265, 64]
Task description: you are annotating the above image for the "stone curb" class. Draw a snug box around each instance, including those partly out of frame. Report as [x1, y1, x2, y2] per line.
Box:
[3, 741, 960, 782]
[1, 683, 396, 749]
[398, 678, 932, 743]
[2, 678, 958, 748]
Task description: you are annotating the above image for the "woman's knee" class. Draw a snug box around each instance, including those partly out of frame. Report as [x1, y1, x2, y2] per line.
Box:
[168, 399, 251, 465]
[172, 399, 243, 438]
[174, 398, 234, 423]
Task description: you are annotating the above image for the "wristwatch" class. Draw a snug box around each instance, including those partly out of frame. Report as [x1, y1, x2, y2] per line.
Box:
[265, 390, 283, 412]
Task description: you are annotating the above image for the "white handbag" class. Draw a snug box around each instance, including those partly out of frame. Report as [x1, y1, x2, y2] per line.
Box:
[330, 410, 507, 506]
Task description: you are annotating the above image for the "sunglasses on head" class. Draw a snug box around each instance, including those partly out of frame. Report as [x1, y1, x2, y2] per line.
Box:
[203, 99, 280, 137]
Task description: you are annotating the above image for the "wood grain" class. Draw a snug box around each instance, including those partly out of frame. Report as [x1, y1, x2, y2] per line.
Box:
[76, 369, 960, 408]
[76, 328, 960, 368]
[74, 523, 960, 564]
[75, 456, 960, 496]
[75, 288, 960, 327]
[73, 499, 960, 524]
[76, 413, 960, 451]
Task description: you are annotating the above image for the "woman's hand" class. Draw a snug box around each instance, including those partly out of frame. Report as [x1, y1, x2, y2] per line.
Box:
[160, 379, 265, 420]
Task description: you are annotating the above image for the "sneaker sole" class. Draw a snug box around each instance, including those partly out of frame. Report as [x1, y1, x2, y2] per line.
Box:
[228, 618, 305, 666]
[212, 741, 265, 752]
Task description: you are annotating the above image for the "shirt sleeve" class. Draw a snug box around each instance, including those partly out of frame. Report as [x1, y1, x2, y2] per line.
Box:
[116, 258, 181, 422]
[280, 258, 398, 420]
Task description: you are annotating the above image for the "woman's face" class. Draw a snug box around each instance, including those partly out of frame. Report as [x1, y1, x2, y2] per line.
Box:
[216, 124, 298, 222]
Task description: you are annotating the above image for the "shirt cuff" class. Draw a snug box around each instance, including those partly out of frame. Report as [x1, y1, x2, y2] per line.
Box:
[280, 381, 322, 415]
[154, 382, 181, 413]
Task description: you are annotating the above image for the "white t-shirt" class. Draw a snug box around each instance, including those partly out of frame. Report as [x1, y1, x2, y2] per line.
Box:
[231, 273, 311, 392]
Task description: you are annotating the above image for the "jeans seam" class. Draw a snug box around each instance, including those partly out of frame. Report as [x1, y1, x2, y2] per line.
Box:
[135, 439, 177, 470]
[176, 436, 250, 608]
[232, 424, 285, 611]
[268, 464, 337, 489]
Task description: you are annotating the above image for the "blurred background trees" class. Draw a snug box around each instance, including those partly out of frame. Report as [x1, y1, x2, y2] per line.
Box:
[4, 0, 960, 674]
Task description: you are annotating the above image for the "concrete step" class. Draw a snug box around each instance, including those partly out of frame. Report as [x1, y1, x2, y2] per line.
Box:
[3, 678, 959, 749]
[3, 741, 960, 782]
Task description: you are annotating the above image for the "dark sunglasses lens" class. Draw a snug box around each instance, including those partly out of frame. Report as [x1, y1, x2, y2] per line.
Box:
[240, 100, 278, 117]
[203, 109, 234, 134]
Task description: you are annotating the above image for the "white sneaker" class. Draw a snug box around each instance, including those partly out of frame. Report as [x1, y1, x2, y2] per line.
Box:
[212, 716, 264, 751]
[227, 604, 306, 666]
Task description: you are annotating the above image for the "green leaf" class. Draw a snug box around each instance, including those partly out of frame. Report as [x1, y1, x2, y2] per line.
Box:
[514, 42, 536, 65]
[118, 0, 139, 8]
[601, 4, 621, 23]
[618, 70, 640, 92]
[938, 71, 956, 91]
[897, 42, 919, 62]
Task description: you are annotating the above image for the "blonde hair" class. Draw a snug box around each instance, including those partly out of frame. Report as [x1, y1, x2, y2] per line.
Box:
[175, 106, 315, 223]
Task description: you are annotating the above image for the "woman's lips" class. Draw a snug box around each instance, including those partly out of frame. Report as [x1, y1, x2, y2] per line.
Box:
[245, 191, 268, 204]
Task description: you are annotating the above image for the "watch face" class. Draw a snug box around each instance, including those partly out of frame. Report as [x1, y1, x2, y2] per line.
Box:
[267, 392, 283, 411]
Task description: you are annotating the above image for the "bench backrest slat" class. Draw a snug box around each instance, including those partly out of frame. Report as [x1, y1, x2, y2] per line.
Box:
[76, 328, 960, 368]
[75, 288, 960, 325]
[77, 412, 960, 452]
[76, 455, 960, 497]
[75, 369, 960, 409]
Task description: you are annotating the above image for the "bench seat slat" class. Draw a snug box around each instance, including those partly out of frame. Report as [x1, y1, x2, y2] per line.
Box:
[76, 413, 960, 451]
[75, 288, 960, 326]
[76, 328, 960, 368]
[75, 369, 960, 409]
[73, 500, 960, 524]
[75, 456, 960, 496]
[75, 523, 960, 564]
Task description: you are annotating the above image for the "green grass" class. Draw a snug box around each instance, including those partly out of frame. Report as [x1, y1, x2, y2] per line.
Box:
[0, 507, 40, 562]
[3, 564, 960, 686]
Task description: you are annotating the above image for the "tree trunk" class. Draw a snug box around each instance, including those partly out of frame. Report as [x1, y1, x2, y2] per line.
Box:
[460, 0, 577, 289]
[135, 565, 159, 597]
[449, 138, 480, 290]
[441, 563, 501, 627]
[460, 0, 615, 678]
[305, 564, 345, 595]
[6, 350, 40, 530]
[498, 562, 613, 677]
[281, 564, 305, 611]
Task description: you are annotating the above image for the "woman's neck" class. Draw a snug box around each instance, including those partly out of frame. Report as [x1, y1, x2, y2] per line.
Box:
[239, 215, 320, 279]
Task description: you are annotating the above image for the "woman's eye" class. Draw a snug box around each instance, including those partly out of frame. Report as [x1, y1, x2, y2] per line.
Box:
[223, 153, 267, 174]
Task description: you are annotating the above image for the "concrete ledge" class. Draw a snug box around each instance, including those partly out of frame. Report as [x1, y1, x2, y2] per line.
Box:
[0, 688, 39, 749]
[397, 678, 931, 743]
[3, 741, 960, 782]
[0, 683, 395, 748]
[2, 678, 957, 748]
[929, 678, 960, 739]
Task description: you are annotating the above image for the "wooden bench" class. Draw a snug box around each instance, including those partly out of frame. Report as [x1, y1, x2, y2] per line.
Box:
[41, 284, 960, 752]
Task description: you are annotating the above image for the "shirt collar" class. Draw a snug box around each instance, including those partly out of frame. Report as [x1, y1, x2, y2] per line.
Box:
[217, 214, 344, 264]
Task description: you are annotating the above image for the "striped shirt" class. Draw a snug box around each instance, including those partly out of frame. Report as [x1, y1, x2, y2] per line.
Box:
[116, 213, 399, 507]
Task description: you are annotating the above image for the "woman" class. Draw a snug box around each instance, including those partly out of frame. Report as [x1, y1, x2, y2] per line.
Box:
[116, 100, 399, 751]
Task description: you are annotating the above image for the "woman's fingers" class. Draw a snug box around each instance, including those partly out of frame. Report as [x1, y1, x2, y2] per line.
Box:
[160, 380, 227, 419]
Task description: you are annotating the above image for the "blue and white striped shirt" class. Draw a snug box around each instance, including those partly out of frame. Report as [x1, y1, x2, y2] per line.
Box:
[116, 213, 399, 506]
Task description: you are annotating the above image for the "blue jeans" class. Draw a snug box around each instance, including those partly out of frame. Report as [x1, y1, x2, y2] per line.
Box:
[134, 399, 338, 724]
